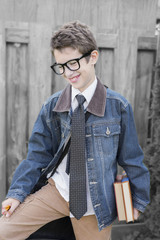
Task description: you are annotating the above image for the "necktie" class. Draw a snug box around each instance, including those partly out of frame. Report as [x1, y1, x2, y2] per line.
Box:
[69, 95, 87, 220]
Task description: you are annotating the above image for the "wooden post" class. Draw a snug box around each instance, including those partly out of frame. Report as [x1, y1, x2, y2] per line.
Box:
[0, 22, 6, 204]
[151, 29, 160, 141]
[28, 23, 52, 136]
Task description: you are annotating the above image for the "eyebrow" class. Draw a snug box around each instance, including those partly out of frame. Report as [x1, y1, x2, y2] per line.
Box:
[54, 56, 82, 66]
[54, 51, 92, 66]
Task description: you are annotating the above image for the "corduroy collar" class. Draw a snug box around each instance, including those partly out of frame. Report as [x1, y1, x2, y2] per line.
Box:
[53, 78, 107, 117]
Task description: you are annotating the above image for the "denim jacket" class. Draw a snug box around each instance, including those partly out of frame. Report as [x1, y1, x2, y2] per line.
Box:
[7, 79, 150, 230]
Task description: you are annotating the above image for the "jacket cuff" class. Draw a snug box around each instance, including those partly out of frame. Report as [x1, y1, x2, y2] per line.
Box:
[6, 189, 27, 203]
[132, 194, 149, 213]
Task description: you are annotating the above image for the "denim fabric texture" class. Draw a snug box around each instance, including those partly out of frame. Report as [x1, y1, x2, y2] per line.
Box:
[6, 80, 150, 231]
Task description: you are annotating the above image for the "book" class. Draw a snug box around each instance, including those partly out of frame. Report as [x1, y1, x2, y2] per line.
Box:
[114, 173, 134, 223]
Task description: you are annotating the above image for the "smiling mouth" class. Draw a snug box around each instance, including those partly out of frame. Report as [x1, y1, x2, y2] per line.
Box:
[69, 74, 80, 83]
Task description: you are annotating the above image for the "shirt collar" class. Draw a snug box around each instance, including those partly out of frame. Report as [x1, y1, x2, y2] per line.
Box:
[71, 77, 97, 105]
[53, 78, 107, 117]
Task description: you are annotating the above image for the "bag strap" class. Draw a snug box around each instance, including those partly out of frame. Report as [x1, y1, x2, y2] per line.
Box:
[45, 111, 91, 179]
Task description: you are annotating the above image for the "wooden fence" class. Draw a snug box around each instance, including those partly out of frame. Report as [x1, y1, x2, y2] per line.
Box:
[0, 21, 157, 205]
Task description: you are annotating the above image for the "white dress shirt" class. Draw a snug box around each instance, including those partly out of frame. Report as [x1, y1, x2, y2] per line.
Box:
[52, 77, 97, 217]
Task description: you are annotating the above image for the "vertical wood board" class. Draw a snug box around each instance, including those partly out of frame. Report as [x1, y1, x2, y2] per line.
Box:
[36, 0, 57, 24]
[0, 22, 6, 204]
[28, 23, 52, 135]
[0, 0, 15, 21]
[117, 29, 138, 108]
[6, 42, 28, 186]
[119, 0, 157, 34]
[96, 0, 119, 32]
[14, 0, 38, 23]
[96, 48, 114, 89]
[53, 0, 92, 27]
[134, 50, 155, 147]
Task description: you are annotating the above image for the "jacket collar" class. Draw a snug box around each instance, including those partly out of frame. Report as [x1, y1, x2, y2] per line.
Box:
[53, 78, 107, 117]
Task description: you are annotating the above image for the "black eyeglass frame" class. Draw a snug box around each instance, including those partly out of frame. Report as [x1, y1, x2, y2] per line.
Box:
[50, 51, 92, 75]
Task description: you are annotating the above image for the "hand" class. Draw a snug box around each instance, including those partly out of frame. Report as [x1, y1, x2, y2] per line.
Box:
[116, 175, 141, 220]
[133, 208, 140, 220]
[1, 198, 20, 217]
[116, 174, 123, 182]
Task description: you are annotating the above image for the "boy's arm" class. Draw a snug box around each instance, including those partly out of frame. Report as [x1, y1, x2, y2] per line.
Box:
[6, 103, 57, 203]
[117, 103, 150, 213]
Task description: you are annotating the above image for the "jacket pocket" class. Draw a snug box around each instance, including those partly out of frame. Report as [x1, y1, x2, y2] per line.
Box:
[93, 123, 121, 167]
[93, 124, 120, 137]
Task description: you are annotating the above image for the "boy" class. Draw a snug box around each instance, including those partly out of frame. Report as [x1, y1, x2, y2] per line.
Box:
[0, 21, 150, 240]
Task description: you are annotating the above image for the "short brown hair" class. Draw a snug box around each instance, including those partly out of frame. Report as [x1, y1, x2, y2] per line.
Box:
[51, 21, 98, 54]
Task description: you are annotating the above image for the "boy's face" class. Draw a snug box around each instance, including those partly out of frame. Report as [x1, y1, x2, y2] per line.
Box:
[53, 47, 98, 92]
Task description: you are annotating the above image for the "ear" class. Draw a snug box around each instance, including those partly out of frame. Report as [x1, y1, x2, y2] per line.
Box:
[90, 50, 99, 65]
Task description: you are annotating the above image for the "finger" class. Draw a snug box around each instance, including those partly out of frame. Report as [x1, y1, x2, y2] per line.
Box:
[1, 207, 11, 217]
[1, 208, 11, 217]
[133, 208, 140, 220]
[6, 201, 20, 217]
[2, 203, 16, 217]
[5, 205, 15, 217]
[1, 208, 7, 215]
[116, 175, 123, 182]
[1, 205, 10, 215]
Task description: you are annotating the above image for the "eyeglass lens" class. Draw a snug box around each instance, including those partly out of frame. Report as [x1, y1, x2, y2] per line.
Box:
[53, 59, 80, 75]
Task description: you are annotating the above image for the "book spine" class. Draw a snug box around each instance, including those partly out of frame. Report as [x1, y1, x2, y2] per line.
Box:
[114, 183, 121, 221]
[121, 180, 134, 223]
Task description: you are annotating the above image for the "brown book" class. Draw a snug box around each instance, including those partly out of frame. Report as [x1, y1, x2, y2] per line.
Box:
[114, 177, 134, 223]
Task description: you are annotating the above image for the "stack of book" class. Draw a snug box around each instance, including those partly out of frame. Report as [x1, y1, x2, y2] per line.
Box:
[114, 172, 134, 223]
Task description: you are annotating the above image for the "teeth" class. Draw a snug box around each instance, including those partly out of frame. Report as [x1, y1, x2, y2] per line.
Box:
[70, 75, 79, 81]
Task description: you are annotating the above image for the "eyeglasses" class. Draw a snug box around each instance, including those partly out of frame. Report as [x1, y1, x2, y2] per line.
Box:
[50, 51, 92, 75]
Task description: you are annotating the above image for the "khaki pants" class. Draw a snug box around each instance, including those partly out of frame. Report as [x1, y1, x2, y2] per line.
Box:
[0, 179, 112, 240]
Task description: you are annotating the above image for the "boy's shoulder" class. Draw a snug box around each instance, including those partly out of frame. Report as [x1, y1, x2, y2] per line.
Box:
[106, 88, 129, 108]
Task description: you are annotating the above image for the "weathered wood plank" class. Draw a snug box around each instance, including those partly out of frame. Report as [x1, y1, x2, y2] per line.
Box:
[28, 23, 52, 135]
[53, 0, 92, 27]
[14, 0, 38, 22]
[6, 42, 28, 186]
[6, 28, 29, 43]
[157, 1, 160, 19]
[36, 0, 57, 24]
[95, 0, 119, 32]
[134, 50, 155, 147]
[119, 0, 157, 34]
[96, 48, 114, 89]
[0, 0, 14, 22]
[5, 21, 29, 29]
[116, 29, 138, 108]
[96, 33, 118, 49]
[138, 36, 157, 50]
[0, 22, 6, 204]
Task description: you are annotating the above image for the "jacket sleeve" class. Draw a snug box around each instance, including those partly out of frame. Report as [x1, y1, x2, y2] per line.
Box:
[117, 102, 150, 212]
[6, 104, 56, 203]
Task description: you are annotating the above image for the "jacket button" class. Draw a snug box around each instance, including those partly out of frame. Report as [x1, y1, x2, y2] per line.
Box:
[61, 133, 64, 138]
[106, 127, 110, 135]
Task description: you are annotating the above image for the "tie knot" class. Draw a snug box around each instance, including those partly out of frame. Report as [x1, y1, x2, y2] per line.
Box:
[76, 95, 86, 106]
